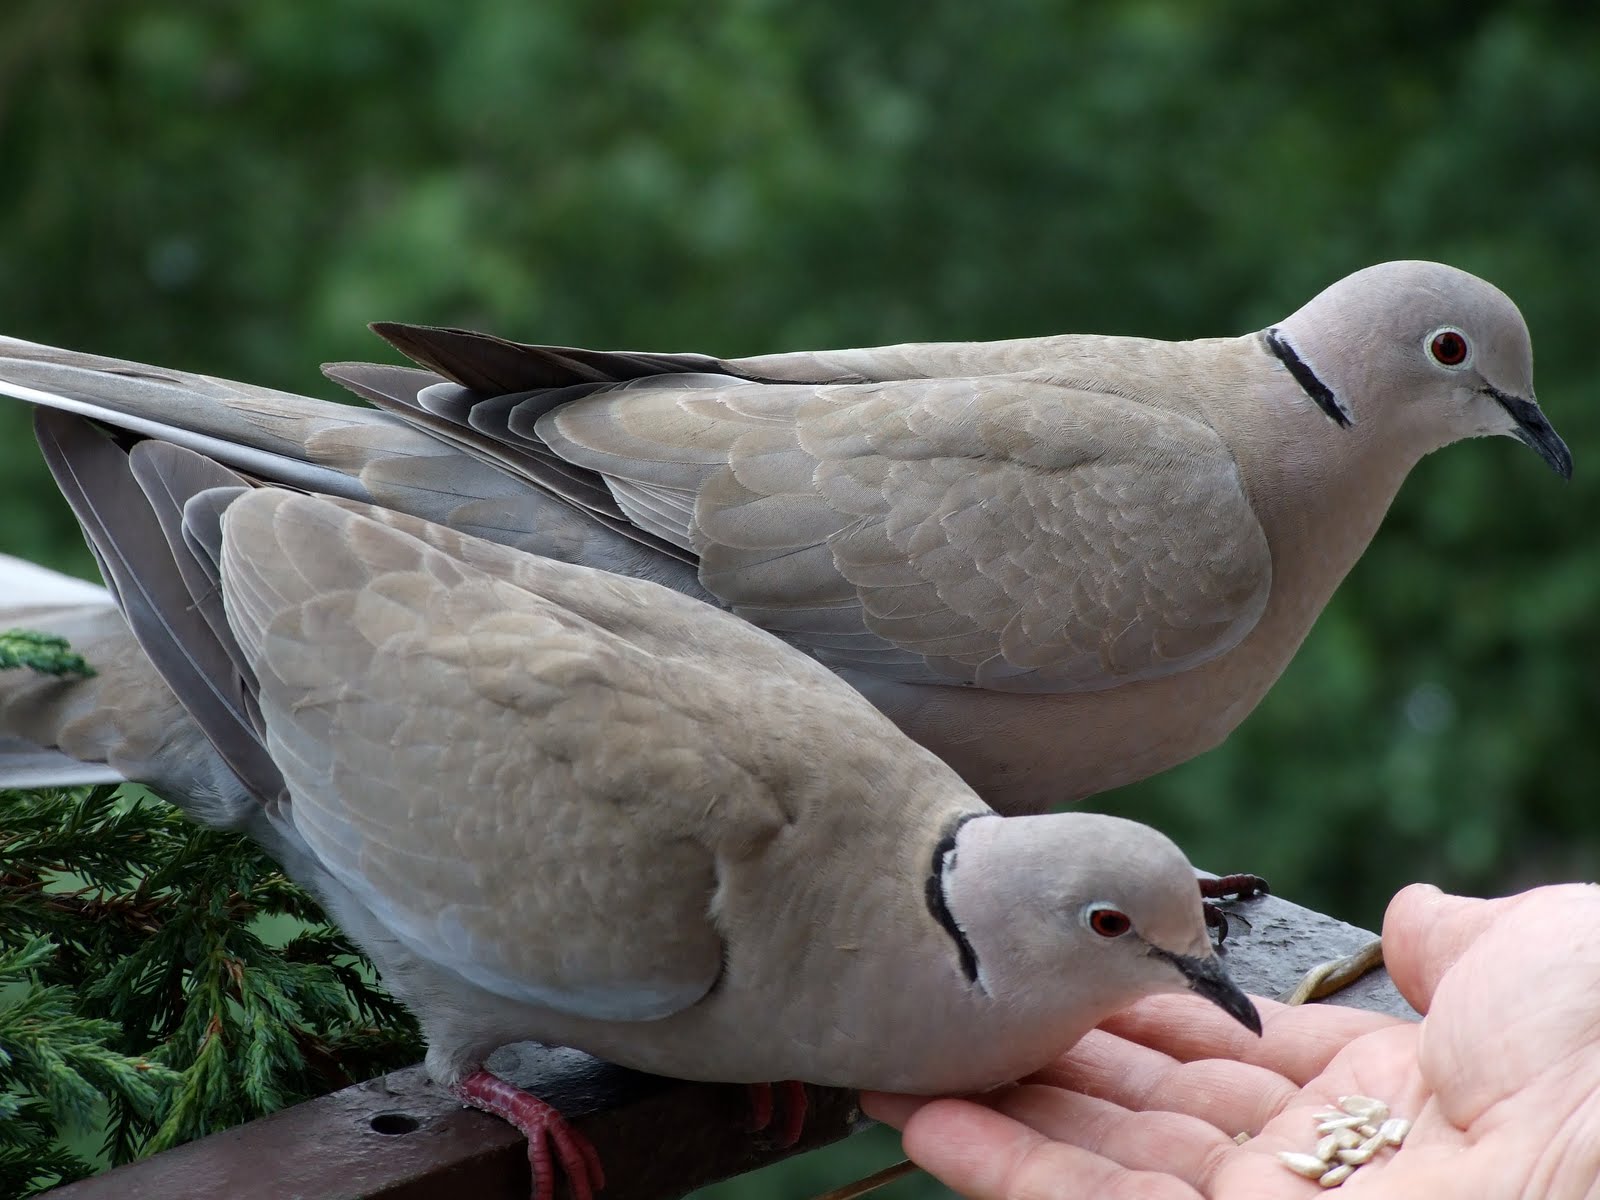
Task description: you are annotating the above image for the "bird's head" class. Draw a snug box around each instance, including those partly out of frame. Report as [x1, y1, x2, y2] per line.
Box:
[1265, 260, 1570, 479]
[938, 812, 1261, 1039]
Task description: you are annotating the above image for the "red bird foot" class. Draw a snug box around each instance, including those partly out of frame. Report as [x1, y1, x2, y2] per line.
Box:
[746, 1080, 808, 1149]
[453, 1070, 605, 1200]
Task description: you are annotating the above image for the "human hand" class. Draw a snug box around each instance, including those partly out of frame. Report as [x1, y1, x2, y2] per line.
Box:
[864, 882, 1600, 1198]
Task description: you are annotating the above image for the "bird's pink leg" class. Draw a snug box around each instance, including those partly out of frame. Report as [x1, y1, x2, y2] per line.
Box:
[745, 1080, 808, 1148]
[453, 1070, 605, 1200]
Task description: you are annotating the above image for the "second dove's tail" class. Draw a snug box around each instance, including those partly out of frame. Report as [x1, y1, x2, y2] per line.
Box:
[0, 552, 112, 609]
[0, 553, 249, 830]
[0, 553, 133, 790]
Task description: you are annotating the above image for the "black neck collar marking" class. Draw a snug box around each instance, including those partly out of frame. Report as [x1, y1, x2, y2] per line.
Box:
[925, 811, 985, 986]
[1264, 327, 1353, 428]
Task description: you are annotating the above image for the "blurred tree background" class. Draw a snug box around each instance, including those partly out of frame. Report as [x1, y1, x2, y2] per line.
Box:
[2, 0, 1598, 1194]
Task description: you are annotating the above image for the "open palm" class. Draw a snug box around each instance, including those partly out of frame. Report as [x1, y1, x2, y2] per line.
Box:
[865, 883, 1600, 1198]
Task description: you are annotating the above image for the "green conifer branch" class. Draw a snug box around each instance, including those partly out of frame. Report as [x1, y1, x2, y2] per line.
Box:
[0, 1099, 90, 1198]
[0, 785, 423, 1189]
[0, 630, 94, 678]
[0, 937, 175, 1197]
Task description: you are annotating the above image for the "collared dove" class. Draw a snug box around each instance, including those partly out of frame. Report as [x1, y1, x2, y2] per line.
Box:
[5, 414, 1260, 1200]
[0, 261, 1569, 819]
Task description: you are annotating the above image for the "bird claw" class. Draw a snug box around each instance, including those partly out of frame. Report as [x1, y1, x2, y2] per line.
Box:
[746, 1080, 808, 1149]
[453, 1069, 605, 1200]
[1200, 873, 1270, 947]
[1203, 900, 1232, 945]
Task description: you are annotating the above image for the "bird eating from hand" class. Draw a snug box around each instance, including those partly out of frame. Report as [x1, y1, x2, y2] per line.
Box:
[4, 420, 1261, 1200]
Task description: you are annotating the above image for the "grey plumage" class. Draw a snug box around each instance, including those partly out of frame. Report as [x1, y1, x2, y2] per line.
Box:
[6, 421, 1259, 1102]
[0, 260, 1568, 816]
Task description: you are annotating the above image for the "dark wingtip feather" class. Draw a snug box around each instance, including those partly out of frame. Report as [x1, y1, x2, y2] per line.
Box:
[33, 411, 284, 805]
[363, 321, 733, 393]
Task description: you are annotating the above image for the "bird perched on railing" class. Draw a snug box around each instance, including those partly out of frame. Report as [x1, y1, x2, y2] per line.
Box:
[2, 417, 1260, 1200]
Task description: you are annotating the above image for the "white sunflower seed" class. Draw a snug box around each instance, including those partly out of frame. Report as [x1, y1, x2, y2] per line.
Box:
[1317, 1128, 1363, 1159]
[1335, 1133, 1384, 1166]
[1279, 1151, 1331, 1178]
[1338, 1095, 1390, 1122]
[1315, 1115, 1367, 1133]
[1319, 1162, 1356, 1187]
[1379, 1117, 1411, 1145]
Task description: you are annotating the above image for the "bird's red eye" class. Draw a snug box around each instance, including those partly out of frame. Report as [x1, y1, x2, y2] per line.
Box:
[1089, 908, 1132, 938]
[1430, 330, 1469, 366]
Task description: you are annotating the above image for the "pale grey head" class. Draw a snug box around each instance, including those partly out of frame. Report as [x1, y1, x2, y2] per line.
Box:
[1266, 260, 1570, 478]
[938, 812, 1261, 1037]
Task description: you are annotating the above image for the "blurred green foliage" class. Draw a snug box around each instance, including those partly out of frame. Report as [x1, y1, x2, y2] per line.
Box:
[2, 0, 1598, 1194]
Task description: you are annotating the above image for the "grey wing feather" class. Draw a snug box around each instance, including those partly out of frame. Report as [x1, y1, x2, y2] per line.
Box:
[126, 444, 255, 687]
[539, 374, 1273, 691]
[207, 490, 797, 1022]
[323, 360, 699, 567]
[0, 335, 405, 500]
[34, 410, 285, 801]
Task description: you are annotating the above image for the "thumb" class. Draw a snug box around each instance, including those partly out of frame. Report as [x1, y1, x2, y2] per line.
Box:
[1381, 884, 1504, 1013]
[1383, 882, 1600, 1012]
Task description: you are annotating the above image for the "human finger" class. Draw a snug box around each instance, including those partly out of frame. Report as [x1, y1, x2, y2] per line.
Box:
[1099, 992, 1402, 1085]
[859, 1090, 933, 1131]
[1030, 1028, 1296, 1137]
[900, 1097, 1204, 1200]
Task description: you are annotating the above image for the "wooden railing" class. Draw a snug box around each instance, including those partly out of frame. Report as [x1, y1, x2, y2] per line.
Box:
[49, 884, 1411, 1199]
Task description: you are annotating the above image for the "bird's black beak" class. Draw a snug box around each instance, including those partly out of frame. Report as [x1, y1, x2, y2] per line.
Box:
[1488, 387, 1573, 480]
[1152, 948, 1262, 1035]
